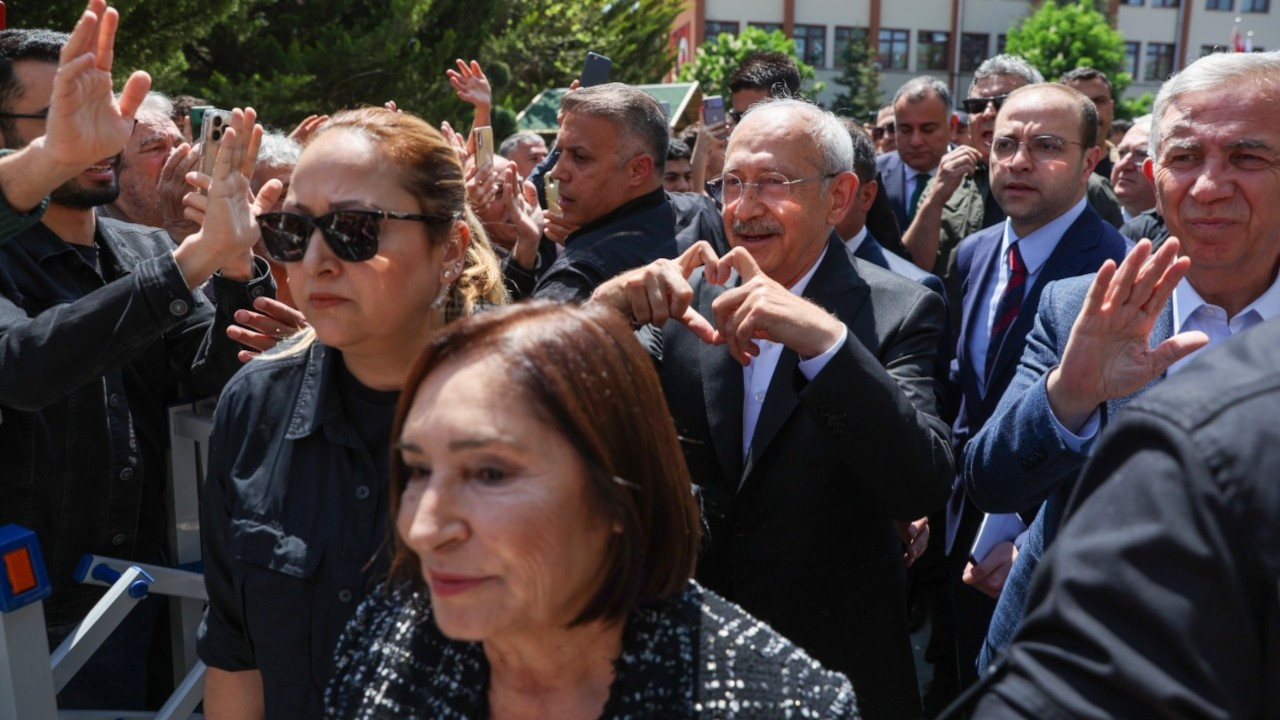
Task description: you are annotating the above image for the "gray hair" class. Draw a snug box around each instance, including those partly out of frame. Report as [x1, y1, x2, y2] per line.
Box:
[559, 83, 669, 171]
[257, 130, 302, 170]
[894, 75, 952, 113]
[135, 91, 174, 122]
[1149, 50, 1280, 160]
[740, 98, 853, 177]
[969, 54, 1044, 95]
[498, 130, 545, 159]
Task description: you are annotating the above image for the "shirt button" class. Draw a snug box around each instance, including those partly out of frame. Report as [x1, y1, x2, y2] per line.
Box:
[753, 392, 765, 403]
[111, 533, 127, 546]
[355, 485, 371, 500]
[337, 588, 353, 603]
[108, 393, 121, 408]
[168, 298, 189, 316]
[250, 285, 266, 298]
[119, 467, 134, 481]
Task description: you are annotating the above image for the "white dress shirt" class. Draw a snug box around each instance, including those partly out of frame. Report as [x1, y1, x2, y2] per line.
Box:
[843, 226, 869, 256]
[741, 246, 847, 460]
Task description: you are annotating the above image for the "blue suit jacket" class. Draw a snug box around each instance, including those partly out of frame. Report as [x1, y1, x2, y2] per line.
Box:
[875, 151, 912, 232]
[946, 205, 1129, 551]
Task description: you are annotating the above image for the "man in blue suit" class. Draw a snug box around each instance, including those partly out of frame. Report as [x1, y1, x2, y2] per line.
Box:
[963, 49, 1280, 674]
[876, 76, 955, 234]
[944, 82, 1129, 688]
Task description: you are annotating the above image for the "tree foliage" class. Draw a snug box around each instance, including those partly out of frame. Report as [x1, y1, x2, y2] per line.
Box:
[676, 26, 824, 103]
[830, 34, 882, 122]
[485, 0, 685, 117]
[1005, 0, 1131, 96]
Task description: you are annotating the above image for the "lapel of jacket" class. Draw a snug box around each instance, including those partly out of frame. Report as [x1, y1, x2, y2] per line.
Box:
[741, 238, 866, 486]
[696, 274, 745, 487]
[1105, 296, 1174, 422]
[984, 209, 1108, 412]
[959, 227, 1002, 406]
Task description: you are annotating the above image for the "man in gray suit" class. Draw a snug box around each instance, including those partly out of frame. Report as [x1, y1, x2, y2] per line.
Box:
[963, 48, 1280, 670]
[593, 98, 954, 719]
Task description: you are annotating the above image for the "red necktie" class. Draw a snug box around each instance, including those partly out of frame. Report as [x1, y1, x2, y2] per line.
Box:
[985, 243, 1026, 384]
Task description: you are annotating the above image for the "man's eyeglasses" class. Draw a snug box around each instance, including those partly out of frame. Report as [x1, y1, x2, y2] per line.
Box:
[872, 122, 895, 140]
[960, 94, 1011, 115]
[991, 135, 1085, 163]
[0, 106, 49, 120]
[714, 171, 839, 205]
[257, 209, 459, 263]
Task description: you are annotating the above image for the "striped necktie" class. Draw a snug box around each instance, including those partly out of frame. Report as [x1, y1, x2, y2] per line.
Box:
[985, 243, 1027, 384]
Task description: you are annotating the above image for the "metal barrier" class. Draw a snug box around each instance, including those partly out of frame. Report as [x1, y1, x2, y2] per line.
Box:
[0, 399, 217, 719]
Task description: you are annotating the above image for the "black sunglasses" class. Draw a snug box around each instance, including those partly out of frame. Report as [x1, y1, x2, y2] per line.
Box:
[257, 209, 459, 263]
[0, 106, 49, 120]
[728, 108, 744, 124]
[872, 122, 896, 140]
[961, 94, 1010, 115]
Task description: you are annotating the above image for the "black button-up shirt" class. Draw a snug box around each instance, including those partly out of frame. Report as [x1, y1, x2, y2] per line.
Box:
[198, 341, 393, 718]
[0, 215, 272, 625]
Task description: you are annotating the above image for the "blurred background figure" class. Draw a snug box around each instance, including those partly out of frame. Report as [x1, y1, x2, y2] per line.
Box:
[498, 129, 547, 180]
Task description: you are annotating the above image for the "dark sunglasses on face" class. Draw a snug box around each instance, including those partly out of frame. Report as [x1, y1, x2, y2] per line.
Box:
[872, 122, 895, 140]
[257, 209, 459, 263]
[727, 108, 744, 124]
[960, 93, 1011, 116]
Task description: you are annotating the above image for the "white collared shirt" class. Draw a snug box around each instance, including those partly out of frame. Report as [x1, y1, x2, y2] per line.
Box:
[970, 196, 1088, 398]
[741, 246, 847, 460]
[843, 226, 869, 256]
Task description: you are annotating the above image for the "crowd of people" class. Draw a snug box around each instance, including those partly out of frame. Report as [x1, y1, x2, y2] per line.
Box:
[2, 1, 1278, 717]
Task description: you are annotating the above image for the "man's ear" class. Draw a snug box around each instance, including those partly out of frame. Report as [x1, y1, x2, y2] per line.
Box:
[860, 178, 879, 213]
[1081, 145, 1102, 181]
[629, 153, 655, 188]
[825, 171, 859, 226]
[1143, 156, 1155, 182]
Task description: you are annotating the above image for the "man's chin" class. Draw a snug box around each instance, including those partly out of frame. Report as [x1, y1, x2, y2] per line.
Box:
[50, 179, 120, 210]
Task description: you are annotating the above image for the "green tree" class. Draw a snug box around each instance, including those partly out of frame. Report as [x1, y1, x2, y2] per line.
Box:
[181, 0, 504, 130]
[6, 0, 241, 92]
[830, 32, 882, 121]
[485, 0, 685, 116]
[676, 26, 824, 103]
[1117, 92, 1154, 121]
[1005, 0, 1131, 96]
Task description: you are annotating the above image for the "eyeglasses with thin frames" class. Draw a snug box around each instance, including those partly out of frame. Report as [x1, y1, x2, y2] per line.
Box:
[991, 135, 1085, 164]
[257, 208, 460, 263]
[714, 171, 840, 205]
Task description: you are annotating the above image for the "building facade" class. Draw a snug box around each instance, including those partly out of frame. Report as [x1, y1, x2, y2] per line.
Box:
[670, 0, 1276, 107]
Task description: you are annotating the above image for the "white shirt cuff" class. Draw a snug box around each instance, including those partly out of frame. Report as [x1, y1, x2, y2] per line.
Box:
[798, 327, 847, 381]
[1045, 373, 1100, 453]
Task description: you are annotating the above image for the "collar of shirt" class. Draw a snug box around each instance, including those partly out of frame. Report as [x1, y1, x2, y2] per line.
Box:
[904, 164, 936, 189]
[1170, 269, 1280, 371]
[284, 341, 366, 448]
[564, 187, 667, 245]
[843, 226, 869, 256]
[999, 195, 1088, 280]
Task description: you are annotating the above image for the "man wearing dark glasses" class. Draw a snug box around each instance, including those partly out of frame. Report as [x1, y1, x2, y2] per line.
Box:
[0, 9, 274, 707]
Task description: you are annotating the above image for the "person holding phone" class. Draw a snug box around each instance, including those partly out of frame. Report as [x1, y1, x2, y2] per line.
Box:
[197, 108, 507, 718]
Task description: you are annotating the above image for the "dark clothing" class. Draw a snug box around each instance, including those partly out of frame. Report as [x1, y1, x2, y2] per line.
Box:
[970, 317, 1280, 719]
[644, 239, 953, 718]
[326, 581, 860, 719]
[669, 190, 729, 256]
[1120, 208, 1171, 248]
[198, 341, 393, 719]
[0, 216, 271, 625]
[532, 188, 679, 301]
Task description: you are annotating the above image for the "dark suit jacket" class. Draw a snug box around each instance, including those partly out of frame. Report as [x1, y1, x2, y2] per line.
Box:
[946, 205, 1129, 551]
[644, 236, 954, 719]
[875, 151, 914, 232]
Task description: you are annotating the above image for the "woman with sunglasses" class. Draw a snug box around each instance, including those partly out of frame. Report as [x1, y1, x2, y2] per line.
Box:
[197, 107, 506, 719]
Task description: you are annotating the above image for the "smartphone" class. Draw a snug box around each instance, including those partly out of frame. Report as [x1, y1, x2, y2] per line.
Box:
[198, 109, 232, 188]
[701, 96, 726, 127]
[580, 51, 612, 88]
[188, 105, 214, 142]
[545, 177, 561, 212]
[473, 126, 494, 173]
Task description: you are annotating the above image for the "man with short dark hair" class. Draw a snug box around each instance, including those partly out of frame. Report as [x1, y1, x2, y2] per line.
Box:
[0, 6, 277, 707]
[872, 104, 896, 154]
[877, 76, 958, 233]
[1060, 67, 1118, 179]
[534, 83, 678, 301]
[663, 137, 693, 193]
[727, 51, 801, 126]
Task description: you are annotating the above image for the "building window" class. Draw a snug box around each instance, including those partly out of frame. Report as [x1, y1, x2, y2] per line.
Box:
[750, 22, 783, 34]
[878, 28, 910, 70]
[1145, 42, 1176, 81]
[794, 25, 827, 67]
[1206, 0, 1233, 8]
[1125, 41, 1141, 78]
[1120, 0, 1144, 4]
[834, 26, 868, 64]
[1199, 43, 1226, 56]
[1242, 0, 1268, 10]
[997, 34, 1008, 54]
[705, 21, 739, 39]
[960, 33, 989, 71]
[917, 31, 950, 71]
[1150, 0, 1179, 6]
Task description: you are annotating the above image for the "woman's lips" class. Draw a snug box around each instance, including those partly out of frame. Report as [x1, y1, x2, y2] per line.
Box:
[428, 570, 491, 598]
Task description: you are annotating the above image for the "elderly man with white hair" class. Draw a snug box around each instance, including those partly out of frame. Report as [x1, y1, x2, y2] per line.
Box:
[960, 49, 1280, 682]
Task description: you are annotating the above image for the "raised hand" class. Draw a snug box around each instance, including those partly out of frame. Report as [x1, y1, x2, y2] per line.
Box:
[446, 60, 492, 110]
[501, 170, 544, 269]
[159, 142, 200, 243]
[710, 248, 847, 365]
[591, 241, 727, 343]
[42, 0, 150, 172]
[1047, 238, 1209, 431]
